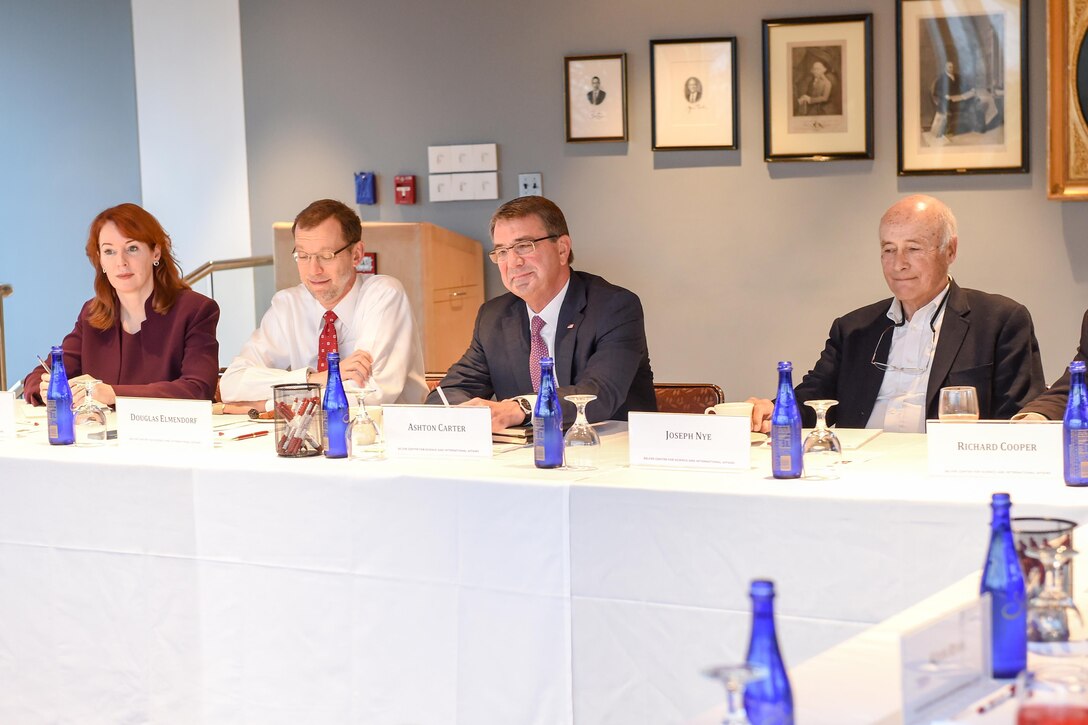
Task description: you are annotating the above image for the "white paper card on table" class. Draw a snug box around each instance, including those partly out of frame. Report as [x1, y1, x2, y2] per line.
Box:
[900, 595, 990, 723]
[115, 397, 213, 448]
[0, 391, 15, 438]
[382, 404, 491, 458]
[628, 412, 751, 469]
[926, 420, 1062, 477]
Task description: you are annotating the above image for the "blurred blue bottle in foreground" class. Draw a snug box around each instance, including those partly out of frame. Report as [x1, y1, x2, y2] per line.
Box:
[744, 579, 794, 725]
[980, 492, 1026, 679]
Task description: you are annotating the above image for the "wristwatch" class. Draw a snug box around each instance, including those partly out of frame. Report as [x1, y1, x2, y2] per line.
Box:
[514, 396, 533, 425]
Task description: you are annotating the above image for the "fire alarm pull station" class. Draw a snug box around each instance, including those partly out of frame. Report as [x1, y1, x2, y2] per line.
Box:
[394, 175, 417, 204]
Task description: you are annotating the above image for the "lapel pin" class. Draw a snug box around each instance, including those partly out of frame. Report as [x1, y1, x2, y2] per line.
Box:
[567, 323, 574, 329]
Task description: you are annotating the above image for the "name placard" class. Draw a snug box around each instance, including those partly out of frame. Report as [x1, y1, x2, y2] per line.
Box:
[382, 405, 491, 458]
[900, 595, 989, 723]
[628, 412, 751, 469]
[0, 391, 15, 439]
[927, 420, 1062, 477]
[115, 397, 213, 448]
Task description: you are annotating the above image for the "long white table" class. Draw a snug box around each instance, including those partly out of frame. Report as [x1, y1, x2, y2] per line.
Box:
[1, 421, 1086, 724]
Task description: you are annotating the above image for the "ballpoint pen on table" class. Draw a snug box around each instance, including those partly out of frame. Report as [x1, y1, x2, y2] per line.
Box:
[218, 429, 269, 441]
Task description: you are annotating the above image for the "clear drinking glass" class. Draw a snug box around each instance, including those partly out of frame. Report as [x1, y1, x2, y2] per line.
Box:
[563, 394, 600, 470]
[1027, 544, 1084, 643]
[802, 399, 842, 479]
[1016, 665, 1088, 724]
[73, 380, 108, 446]
[702, 663, 768, 725]
[350, 385, 383, 460]
[938, 386, 980, 421]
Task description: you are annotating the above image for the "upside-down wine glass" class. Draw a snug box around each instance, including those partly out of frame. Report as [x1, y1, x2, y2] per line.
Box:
[702, 664, 769, 725]
[802, 399, 842, 479]
[1027, 544, 1083, 643]
[563, 394, 600, 470]
[350, 384, 383, 460]
[73, 379, 108, 447]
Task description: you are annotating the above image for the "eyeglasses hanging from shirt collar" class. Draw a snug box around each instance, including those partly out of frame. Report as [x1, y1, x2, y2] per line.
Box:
[870, 286, 951, 374]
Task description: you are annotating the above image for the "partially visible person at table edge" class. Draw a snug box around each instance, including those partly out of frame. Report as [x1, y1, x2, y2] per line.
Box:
[746, 194, 1045, 433]
[426, 195, 656, 431]
[23, 203, 220, 407]
[1015, 310, 1088, 421]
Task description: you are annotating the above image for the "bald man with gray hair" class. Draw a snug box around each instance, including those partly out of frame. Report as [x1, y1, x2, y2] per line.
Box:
[749, 194, 1045, 432]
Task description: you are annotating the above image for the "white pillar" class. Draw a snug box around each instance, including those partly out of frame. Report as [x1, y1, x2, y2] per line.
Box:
[131, 0, 254, 367]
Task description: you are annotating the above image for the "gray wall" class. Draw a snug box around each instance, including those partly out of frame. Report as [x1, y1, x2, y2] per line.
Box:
[241, 0, 1087, 397]
[0, 0, 141, 386]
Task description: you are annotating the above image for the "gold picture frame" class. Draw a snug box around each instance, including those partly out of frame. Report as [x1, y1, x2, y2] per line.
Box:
[1048, 0, 1088, 199]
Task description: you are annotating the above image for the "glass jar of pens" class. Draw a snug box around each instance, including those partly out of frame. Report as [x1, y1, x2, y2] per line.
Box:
[272, 383, 323, 457]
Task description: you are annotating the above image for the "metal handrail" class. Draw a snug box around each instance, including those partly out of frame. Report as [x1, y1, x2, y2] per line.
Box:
[0, 283, 13, 390]
[183, 255, 273, 286]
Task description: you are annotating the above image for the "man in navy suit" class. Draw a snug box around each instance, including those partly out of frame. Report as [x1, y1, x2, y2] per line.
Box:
[748, 194, 1045, 432]
[427, 196, 655, 430]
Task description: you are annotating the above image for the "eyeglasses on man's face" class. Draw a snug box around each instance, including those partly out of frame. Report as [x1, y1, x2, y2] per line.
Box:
[487, 235, 558, 264]
[293, 241, 353, 264]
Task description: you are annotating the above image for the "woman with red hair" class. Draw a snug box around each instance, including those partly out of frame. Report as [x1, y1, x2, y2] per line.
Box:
[23, 203, 220, 406]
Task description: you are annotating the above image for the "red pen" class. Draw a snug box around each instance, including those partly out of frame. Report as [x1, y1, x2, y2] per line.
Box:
[219, 429, 269, 441]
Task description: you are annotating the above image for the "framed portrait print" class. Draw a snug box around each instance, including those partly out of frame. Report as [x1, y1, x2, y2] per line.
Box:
[896, 0, 1028, 175]
[650, 37, 737, 150]
[565, 54, 627, 143]
[762, 14, 873, 162]
[1047, 0, 1088, 198]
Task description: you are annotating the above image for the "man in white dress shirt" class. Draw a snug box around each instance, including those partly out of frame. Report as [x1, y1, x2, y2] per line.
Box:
[747, 194, 1044, 432]
[220, 199, 427, 405]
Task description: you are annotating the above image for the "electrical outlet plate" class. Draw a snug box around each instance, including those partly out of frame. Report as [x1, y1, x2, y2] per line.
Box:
[518, 173, 542, 196]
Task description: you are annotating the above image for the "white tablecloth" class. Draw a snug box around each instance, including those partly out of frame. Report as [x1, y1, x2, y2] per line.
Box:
[1, 422, 1085, 724]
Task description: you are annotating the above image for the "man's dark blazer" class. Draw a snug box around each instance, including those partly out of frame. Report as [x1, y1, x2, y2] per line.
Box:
[795, 280, 1045, 428]
[1019, 310, 1088, 419]
[587, 90, 606, 105]
[428, 270, 656, 423]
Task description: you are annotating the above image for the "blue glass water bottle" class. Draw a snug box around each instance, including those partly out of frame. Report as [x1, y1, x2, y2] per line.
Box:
[46, 345, 74, 446]
[533, 357, 564, 468]
[980, 492, 1027, 679]
[322, 352, 350, 459]
[1063, 360, 1088, 486]
[744, 579, 794, 725]
[771, 362, 802, 479]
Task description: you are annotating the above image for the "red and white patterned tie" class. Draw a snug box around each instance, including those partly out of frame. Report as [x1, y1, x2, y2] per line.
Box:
[316, 310, 339, 372]
[529, 315, 548, 393]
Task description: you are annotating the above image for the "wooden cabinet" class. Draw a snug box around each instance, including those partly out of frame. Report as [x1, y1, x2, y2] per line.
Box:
[273, 221, 484, 373]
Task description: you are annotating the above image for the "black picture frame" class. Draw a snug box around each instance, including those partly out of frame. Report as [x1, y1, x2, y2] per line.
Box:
[762, 14, 874, 162]
[565, 53, 628, 143]
[896, 0, 1028, 175]
[650, 37, 738, 150]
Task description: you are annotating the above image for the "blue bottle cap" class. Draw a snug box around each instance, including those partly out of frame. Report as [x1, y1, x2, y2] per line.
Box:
[1071, 361, 1086, 374]
[327, 351, 340, 363]
[991, 492, 1011, 506]
[777, 361, 793, 372]
[750, 579, 776, 597]
[51, 345, 62, 354]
